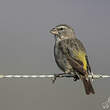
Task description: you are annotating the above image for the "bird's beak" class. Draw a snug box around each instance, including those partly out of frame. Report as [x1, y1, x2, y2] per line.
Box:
[50, 28, 58, 35]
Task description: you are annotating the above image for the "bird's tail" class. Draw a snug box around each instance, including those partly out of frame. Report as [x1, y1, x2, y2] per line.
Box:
[82, 78, 95, 95]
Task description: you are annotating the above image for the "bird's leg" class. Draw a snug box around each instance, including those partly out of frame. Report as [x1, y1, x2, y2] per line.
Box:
[72, 72, 80, 81]
[65, 70, 80, 81]
[73, 74, 80, 81]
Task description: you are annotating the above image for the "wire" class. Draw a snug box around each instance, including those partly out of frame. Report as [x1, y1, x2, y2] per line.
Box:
[0, 73, 110, 80]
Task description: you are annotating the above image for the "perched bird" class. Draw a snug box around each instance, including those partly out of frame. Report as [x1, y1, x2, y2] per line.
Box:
[50, 24, 95, 95]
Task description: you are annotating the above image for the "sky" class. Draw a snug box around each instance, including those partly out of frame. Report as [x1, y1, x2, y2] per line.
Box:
[0, 0, 110, 110]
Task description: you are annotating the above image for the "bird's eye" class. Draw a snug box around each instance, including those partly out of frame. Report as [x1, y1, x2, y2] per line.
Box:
[60, 28, 63, 30]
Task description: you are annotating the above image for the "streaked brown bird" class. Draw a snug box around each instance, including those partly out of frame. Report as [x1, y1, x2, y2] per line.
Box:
[50, 24, 95, 95]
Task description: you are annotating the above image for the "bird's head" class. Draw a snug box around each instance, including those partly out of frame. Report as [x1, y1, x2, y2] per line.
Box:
[50, 24, 76, 40]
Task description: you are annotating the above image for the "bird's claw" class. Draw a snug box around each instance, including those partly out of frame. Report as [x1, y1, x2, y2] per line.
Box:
[73, 75, 79, 81]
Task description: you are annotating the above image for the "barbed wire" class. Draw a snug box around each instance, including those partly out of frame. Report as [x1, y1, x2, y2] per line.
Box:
[0, 73, 110, 80]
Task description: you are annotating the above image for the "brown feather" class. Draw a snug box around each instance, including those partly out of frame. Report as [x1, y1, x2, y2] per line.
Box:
[82, 78, 95, 95]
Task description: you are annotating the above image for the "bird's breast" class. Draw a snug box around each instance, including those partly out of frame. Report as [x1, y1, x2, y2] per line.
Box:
[54, 41, 72, 72]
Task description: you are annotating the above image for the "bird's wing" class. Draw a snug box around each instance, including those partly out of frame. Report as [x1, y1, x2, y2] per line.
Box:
[85, 55, 91, 73]
[59, 39, 91, 75]
[59, 39, 95, 94]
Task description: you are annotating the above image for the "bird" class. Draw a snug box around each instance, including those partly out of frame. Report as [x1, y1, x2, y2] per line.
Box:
[50, 24, 95, 95]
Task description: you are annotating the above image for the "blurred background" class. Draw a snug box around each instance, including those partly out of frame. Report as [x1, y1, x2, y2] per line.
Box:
[0, 0, 110, 110]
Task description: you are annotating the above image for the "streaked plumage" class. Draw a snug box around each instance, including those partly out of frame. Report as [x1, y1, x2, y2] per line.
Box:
[50, 24, 95, 95]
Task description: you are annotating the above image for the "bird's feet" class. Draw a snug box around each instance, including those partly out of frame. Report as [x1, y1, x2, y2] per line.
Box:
[73, 74, 80, 81]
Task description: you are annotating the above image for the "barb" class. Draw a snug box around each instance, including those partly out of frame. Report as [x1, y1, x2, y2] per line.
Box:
[0, 73, 110, 80]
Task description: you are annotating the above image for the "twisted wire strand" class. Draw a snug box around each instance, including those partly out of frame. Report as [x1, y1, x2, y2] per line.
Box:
[0, 73, 110, 79]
